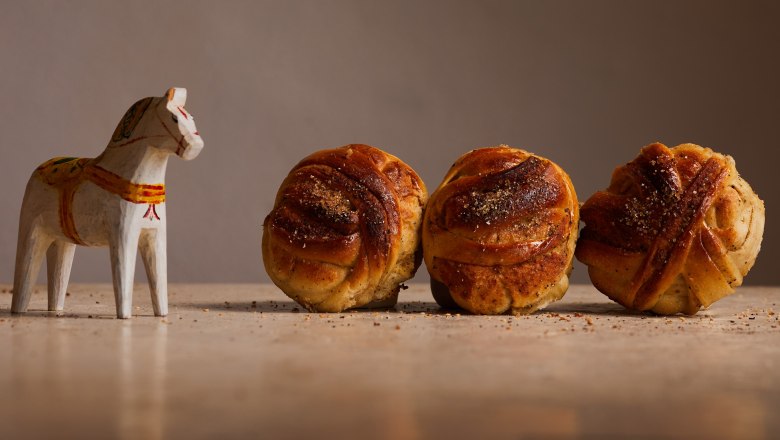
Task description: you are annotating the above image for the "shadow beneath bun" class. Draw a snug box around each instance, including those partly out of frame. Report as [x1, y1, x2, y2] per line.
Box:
[176, 300, 424, 314]
[544, 301, 647, 317]
[174, 300, 304, 314]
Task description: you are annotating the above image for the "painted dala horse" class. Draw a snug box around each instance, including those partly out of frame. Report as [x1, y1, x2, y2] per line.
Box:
[12, 87, 203, 318]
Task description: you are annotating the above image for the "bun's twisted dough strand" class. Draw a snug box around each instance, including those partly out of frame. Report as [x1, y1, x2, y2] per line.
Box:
[423, 146, 579, 315]
[263, 144, 427, 312]
[576, 143, 765, 315]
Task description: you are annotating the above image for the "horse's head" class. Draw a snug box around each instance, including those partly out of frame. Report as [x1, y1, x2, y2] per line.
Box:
[109, 87, 204, 160]
[161, 88, 203, 160]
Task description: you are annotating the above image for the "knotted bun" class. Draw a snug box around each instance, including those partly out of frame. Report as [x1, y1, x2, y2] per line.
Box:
[262, 144, 427, 312]
[576, 142, 765, 315]
[423, 146, 579, 315]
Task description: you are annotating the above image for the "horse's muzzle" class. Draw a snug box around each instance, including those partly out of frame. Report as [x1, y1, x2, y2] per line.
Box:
[179, 137, 204, 160]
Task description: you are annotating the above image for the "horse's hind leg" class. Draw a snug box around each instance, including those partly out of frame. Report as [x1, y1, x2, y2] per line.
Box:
[46, 241, 76, 311]
[139, 228, 167, 317]
[12, 223, 52, 313]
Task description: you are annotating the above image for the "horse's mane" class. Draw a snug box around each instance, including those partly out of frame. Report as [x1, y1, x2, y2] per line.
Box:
[110, 97, 157, 144]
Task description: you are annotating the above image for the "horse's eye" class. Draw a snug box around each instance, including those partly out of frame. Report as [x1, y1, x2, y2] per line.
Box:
[171, 114, 178, 123]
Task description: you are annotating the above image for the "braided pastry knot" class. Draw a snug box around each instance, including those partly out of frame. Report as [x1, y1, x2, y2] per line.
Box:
[423, 146, 579, 315]
[576, 143, 765, 315]
[263, 144, 427, 312]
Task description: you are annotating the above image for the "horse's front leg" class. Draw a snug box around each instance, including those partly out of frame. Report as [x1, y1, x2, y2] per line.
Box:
[139, 225, 167, 317]
[109, 217, 141, 319]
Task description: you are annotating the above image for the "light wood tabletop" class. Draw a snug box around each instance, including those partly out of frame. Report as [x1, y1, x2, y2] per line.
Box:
[1, 284, 778, 439]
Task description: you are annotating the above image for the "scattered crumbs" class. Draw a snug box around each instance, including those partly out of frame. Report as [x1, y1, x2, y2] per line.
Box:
[202, 308, 209, 312]
[373, 322, 380, 326]
[395, 325, 401, 330]
[585, 317, 594, 326]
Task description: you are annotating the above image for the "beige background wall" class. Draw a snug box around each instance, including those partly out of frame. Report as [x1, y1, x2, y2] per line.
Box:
[1, 0, 777, 285]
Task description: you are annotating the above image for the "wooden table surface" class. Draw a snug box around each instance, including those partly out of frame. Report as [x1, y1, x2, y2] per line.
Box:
[0, 284, 778, 440]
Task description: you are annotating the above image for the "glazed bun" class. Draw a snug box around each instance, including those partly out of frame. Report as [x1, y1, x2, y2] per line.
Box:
[576, 142, 765, 315]
[262, 144, 427, 312]
[423, 145, 579, 315]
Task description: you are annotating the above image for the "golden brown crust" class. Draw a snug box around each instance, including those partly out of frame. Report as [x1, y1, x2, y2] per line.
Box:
[423, 146, 579, 315]
[262, 144, 427, 312]
[576, 142, 765, 315]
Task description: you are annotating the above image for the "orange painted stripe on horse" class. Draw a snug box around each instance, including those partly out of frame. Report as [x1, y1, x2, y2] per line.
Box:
[59, 183, 85, 245]
[83, 165, 166, 204]
[35, 157, 166, 244]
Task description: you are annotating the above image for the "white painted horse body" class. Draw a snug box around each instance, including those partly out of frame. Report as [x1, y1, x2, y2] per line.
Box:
[12, 88, 203, 318]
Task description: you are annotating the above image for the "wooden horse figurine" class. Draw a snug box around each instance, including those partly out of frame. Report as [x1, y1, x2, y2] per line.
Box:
[12, 88, 204, 318]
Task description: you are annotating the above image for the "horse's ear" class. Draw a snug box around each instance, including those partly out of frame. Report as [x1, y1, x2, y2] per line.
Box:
[165, 87, 187, 107]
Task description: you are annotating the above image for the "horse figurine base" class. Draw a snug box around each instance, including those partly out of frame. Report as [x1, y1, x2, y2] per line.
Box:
[12, 88, 204, 318]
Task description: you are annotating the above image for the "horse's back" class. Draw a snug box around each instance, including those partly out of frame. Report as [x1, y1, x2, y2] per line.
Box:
[33, 157, 92, 187]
